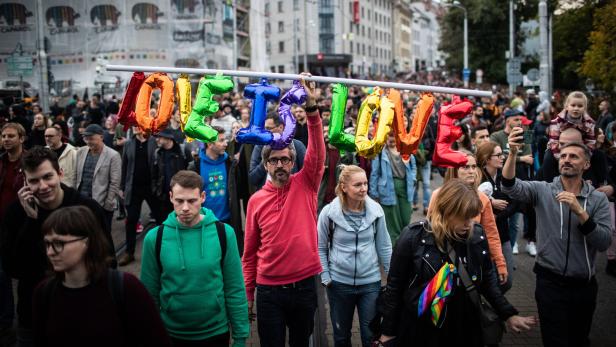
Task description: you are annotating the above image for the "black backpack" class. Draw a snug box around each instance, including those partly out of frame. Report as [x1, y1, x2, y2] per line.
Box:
[154, 221, 227, 273]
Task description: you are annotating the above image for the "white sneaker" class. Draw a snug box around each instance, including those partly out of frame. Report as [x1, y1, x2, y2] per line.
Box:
[526, 242, 537, 256]
[512, 243, 519, 254]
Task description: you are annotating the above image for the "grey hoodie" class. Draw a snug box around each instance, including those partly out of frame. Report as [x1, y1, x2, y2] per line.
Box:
[502, 177, 612, 280]
[317, 196, 392, 286]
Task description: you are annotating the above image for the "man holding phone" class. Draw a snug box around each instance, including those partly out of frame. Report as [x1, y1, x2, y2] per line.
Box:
[1, 147, 115, 346]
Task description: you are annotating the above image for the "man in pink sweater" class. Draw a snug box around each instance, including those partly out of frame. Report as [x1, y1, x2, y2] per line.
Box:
[243, 75, 325, 347]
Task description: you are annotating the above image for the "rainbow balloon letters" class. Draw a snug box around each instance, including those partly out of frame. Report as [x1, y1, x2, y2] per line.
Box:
[271, 80, 307, 150]
[236, 78, 281, 145]
[432, 96, 473, 168]
[184, 76, 234, 143]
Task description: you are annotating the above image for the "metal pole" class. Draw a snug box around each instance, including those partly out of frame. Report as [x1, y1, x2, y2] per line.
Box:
[539, 0, 549, 94]
[36, 0, 49, 112]
[232, 0, 238, 91]
[105, 64, 493, 97]
[509, 0, 515, 97]
[463, 10, 468, 87]
[293, 2, 298, 73]
[548, 12, 553, 96]
[303, 0, 309, 73]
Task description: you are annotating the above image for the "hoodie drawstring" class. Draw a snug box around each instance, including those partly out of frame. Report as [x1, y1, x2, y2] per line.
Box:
[174, 225, 187, 270]
[201, 223, 206, 259]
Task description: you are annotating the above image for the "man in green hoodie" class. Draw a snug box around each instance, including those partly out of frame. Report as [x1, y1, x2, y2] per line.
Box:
[141, 170, 249, 346]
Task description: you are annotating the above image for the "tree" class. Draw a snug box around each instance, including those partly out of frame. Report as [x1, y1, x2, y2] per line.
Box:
[551, 2, 596, 90]
[579, 0, 616, 95]
[438, 0, 541, 84]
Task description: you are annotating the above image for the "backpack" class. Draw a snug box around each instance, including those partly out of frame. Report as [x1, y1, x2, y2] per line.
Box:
[155, 221, 227, 273]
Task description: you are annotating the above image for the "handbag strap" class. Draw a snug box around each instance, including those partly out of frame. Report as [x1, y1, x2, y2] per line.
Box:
[446, 242, 482, 309]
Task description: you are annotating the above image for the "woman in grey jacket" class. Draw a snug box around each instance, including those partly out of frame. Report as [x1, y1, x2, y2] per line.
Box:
[318, 165, 393, 347]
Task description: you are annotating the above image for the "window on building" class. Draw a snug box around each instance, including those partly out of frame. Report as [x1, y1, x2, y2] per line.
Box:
[271, 65, 276, 72]
[368, 9, 371, 20]
[369, 46, 372, 57]
[350, 41, 353, 53]
[362, 44, 365, 55]
[278, 65, 285, 73]
[368, 28, 371, 38]
[362, 25, 365, 36]
[361, 7, 364, 18]
[350, 21, 354, 33]
[279, 41, 285, 53]
[321, 15, 333, 33]
[266, 42, 271, 55]
[265, 2, 270, 15]
[357, 42, 360, 53]
[293, 0, 299, 11]
[278, 1, 283, 13]
[278, 21, 284, 32]
[298, 39, 301, 52]
[265, 22, 271, 35]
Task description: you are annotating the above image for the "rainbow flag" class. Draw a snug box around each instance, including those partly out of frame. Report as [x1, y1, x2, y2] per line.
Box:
[417, 263, 455, 326]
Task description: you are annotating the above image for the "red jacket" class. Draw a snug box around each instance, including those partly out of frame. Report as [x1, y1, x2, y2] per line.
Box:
[242, 111, 325, 301]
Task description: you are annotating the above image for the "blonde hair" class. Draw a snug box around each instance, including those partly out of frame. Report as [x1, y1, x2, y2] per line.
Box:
[335, 164, 367, 211]
[444, 150, 481, 189]
[427, 179, 482, 249]
[565, 91, 588, 111]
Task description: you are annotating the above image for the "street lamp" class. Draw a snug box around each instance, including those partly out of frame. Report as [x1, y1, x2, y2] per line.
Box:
[445, 1, 468, 87]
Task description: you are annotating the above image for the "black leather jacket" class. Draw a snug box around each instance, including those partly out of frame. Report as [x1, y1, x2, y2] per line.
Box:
[380, 221, 518, 339]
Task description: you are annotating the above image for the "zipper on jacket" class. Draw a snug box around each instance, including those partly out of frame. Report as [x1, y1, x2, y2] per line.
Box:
[422, 257, 437, 275]
[408, 274, 418, 288]
[353, 233, 359, 286]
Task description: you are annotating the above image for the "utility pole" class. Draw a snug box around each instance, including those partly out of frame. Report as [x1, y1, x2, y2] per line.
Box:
[548, 9, 553, 95]
[293, 2, 298, 73]
[232, 0, 238, 91]
[539, 0, 550, 95]
[303, 0, 309, 73]
[508, 0, 515, 97]
[36, 0, 49, 112]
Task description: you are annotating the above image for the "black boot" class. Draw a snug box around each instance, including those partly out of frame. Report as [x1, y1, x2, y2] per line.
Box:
[606, 259, 616, 277]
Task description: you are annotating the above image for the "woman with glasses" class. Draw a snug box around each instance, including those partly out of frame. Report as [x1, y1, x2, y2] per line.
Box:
[476, 142, 520, 292]
[318, 165, 392, 347]
[375, 179, 536, 346]
[32, 206, 171, 346]
[428, 150, 509, 287]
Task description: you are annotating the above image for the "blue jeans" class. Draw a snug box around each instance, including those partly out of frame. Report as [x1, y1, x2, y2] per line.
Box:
[508, 212, 523, 247]
[256, 276, 317, 347]
[413, 161, 432, 208]
[326, 280, 381, 347]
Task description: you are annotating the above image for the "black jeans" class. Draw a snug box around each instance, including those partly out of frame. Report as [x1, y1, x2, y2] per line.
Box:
[171, 331, 229, 347]
[256, 276, 317, 347]
[125, 189, 161, 254]
[535, 269, 597, 347]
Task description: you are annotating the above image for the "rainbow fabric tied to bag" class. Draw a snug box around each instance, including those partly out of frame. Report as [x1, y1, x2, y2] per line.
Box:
[417, 263, 456, 326]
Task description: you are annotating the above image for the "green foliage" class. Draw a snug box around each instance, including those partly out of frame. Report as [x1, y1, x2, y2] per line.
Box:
[438, 0, 541, 83]
[579, 0, 616, 94]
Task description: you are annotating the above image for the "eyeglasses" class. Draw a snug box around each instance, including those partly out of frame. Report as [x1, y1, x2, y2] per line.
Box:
[44, 134, 57, 138]
[460, 164, 478, 170]
[491, 153, 504, 158]
[44, 237, 87, 254]
[267, 157, 292, 165]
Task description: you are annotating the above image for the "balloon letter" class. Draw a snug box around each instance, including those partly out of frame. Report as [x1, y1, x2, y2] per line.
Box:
[135, 72, 175, 133]
[236, 78, 281, 145]
[391, 91, 435, 155]
[328, 83, 356, 153]
[355, 87, 395, 159]
[431, 96, 473, 168]
[271, 80, 307, 150]
[117, 72, 145, 131]
[175, 74, 194, 142]
[184, 75, 234, 143]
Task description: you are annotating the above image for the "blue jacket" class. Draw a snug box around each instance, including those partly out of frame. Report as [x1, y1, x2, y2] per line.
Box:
[369, 150, 416, 205]
[317, 197, 392, 286]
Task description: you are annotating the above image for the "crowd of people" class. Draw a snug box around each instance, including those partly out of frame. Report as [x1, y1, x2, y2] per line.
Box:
[0, 74, 614, 347]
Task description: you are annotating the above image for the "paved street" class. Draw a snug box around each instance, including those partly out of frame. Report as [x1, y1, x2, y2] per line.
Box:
[111, 173, 616, 346]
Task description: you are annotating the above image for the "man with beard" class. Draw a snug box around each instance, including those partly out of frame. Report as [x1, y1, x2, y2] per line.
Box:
[242, 75, 325, 347]
[502, 128, 611, 347]
[75, 124, 121, 232]
[1, 147, 114, 346]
